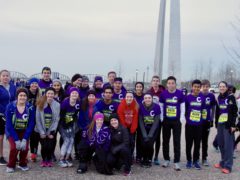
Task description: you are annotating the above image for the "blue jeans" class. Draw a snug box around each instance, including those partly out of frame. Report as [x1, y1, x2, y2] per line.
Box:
[217, 124, 234, 171]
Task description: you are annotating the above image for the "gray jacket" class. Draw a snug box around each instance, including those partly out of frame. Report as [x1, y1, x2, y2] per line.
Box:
[35, 100, 60, 135]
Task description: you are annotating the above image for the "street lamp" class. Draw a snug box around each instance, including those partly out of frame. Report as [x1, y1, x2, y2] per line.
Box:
[136, 69, 138, 82]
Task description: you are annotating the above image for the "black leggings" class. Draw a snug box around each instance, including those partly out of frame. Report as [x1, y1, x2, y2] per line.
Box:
[141, 129, 159, 162]
[136, 128, 142, 160]
[154, 123, 162, 159]
[30, 131, 40, 154]
[40, 136, 56, 161]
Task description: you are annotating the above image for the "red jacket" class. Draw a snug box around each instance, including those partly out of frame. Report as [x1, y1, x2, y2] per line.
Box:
[117, 99, 139, 134]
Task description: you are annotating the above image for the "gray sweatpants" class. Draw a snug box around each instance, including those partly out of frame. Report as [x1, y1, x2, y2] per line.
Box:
[60, 127, 75, 157]
[217, 124, 234, 171]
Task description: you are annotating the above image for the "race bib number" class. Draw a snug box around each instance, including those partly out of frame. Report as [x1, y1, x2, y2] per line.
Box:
[65, 114, 74, 124]
[15, 119, 28, 130]
[202, 109, 207, 120]
[190, 110, 201, 122]
[218, 113, 228, 123]
[144, 116, 154, 125]
[166, 106, 177, 118]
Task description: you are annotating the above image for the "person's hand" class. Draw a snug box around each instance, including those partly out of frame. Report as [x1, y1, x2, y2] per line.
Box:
[15, 140, 21, 150]
[231, 127, 236, 133]
[20, 139, 27, 151]
[48, 135, 54, 139]
[40, 134, 46, 139]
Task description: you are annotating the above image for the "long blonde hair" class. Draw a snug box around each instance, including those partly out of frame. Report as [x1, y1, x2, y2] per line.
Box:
[36, 95, 47, 111]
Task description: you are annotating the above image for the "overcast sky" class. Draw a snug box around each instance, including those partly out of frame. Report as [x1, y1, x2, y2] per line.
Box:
[0, 0, 239, 81]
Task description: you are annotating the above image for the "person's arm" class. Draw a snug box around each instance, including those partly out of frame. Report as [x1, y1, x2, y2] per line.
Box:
[23, 106, 36, 140]
[148, 115, 160, 138]
[35, 108, 45, 135]
[138, 114, 147, 139]
[228, 95, 238, 128]
[117, 104, 127, 128]
[180, 102, 186, 123]
[49, 102, 60, 135]
[130, 108, 138, 134]
[5, 105, 19, 141]
[160, 103, 164, 122]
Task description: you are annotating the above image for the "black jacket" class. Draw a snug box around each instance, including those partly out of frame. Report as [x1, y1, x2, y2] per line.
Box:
[110, 124, 129, 155]
[215, 93, 238, 129]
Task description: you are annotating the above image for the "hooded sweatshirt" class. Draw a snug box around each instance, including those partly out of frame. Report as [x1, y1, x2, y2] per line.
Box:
[117, 99, 139, 134]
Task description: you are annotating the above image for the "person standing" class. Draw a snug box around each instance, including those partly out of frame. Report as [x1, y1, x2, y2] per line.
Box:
[214, 81, 238, 174]
[160, 76, 185, 171]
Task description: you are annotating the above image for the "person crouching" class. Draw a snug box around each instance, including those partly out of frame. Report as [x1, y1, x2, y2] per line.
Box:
[5, 88, 35, 173]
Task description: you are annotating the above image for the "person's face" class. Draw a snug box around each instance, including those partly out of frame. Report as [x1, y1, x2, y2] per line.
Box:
[151, 78, 160, 88]
[114, 81, 122, 91]
[30, 82, 39, 92]
[110, 118, 119, 129]
[201, 84, 210, 94]
[73, 78, 82, 87]
[0, 71, 10, 84]
[46, 90, 55, 102]
[108, 73, 116, 84]
[167, 80, 176, 91]
[82, 80, 89, 88]
[192, 84, 201, 95]
[144, 95, 153, 106]
[135, 84, 143, 94]
[88, 94, 96, 103]
[96, 118, 104, 128]
[219, 83, 228, 94]
[95, 80, 103, 88]
[70, 91, 79, 101]
[104, 89, 113, 101]
[42, 70, 51, 81]
[125, 93, 134, 104]
[17, 92, 27, 104]
[53, 82, 61, 92]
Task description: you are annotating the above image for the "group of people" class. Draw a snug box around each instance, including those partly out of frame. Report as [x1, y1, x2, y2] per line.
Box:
[0, 66, 239, 176]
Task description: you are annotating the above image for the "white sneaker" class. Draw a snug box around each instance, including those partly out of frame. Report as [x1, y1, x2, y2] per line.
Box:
[162, 160, 170, 168]
[66, 160, 73, 167]
[202, 160, 209, 167]
[174, 163, 181, 171]
[58, 160, 68, 168]
[17, 165, 29, 171]
[6, 167, 14, 173]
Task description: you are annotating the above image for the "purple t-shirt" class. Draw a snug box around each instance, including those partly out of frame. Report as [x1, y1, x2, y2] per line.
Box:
[139, 103, 161, 129]
[61, 98, 81, 126]
[185, 94, 205, 126]
[160, 89, 185, 120]
[200, 92, 216, 122]
[94, 99, 119, 126]
[38, 79, 52, 95]
[14, 109, 29, 130]
[112, 90, 126, 103]
[217, 96, 228, 124]
[44, 105, 53, 129]
[134, 93, 144, 106]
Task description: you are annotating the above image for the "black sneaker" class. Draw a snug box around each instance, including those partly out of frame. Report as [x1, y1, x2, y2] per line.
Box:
[0, 157, 7, 166]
